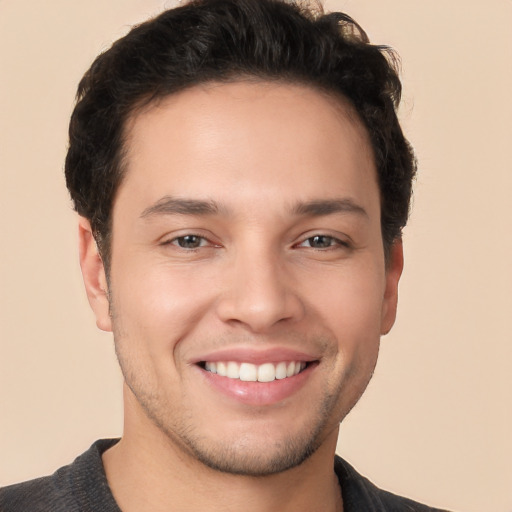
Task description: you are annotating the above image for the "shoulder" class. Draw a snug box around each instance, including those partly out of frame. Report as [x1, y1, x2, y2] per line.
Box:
[0, 439, 120, 512]
[0, 466, 77, 512]
[334, 455, 453, 512]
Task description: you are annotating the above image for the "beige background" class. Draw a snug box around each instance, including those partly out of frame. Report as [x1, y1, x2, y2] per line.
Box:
[1, 1, 511, 511]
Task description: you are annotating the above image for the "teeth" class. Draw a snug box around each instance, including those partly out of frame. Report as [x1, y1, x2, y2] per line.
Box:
[257, 363, 275, 382]
[217, 361, 227, 376]
[227, 361, 239, 379]
[203, 361, 307, 382]
[275, 362, 287, 380]
[205, 362, 217, 374]
[239, 363, 258, 382]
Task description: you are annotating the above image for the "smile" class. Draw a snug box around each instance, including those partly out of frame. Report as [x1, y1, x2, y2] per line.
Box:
[202, 361, 307, 382]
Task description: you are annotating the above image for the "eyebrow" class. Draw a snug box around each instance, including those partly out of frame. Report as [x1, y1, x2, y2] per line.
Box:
[140, 196, 368, 220]
[292, 198, 368, 218]
[140, 196, 220, 218]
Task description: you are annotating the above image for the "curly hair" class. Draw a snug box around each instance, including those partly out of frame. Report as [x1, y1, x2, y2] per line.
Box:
[65, 0, 416, 273]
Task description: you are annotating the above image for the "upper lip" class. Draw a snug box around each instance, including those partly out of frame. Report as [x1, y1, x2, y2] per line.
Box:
[191, 347, 319, 365]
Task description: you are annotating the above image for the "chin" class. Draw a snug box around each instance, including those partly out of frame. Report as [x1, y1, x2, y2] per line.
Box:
[151, 399, 343, 477]
[177, 431, 323, 477]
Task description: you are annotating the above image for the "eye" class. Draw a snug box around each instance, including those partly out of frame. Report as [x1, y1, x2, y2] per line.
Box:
[298, 235, 346, 249]
[170, 234, 209, 249]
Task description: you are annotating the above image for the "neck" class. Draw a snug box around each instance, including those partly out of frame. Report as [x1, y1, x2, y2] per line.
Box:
[102, 406, 343, 512]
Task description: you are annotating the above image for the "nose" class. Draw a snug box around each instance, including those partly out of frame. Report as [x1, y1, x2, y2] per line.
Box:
[215, 247, 305, 333]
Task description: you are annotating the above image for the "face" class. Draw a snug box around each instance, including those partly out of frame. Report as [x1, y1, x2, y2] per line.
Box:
[81, 81, 402, 476]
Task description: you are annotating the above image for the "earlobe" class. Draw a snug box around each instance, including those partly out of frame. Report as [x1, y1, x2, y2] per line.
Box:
[78, 216, 112, 332]
[380, 240, 404, 335]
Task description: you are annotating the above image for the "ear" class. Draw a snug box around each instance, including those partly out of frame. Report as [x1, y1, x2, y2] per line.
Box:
[78, 216, 112, 332]
[380, 239, 404, 335]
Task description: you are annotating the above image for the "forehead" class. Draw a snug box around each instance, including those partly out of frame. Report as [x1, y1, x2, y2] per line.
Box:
[117, 81, 378, 217]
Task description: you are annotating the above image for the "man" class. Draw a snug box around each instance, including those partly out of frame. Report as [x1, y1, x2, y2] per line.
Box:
[0, 0, 451, 510]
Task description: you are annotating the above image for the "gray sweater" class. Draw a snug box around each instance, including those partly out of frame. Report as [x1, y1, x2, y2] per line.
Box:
[0, 439, 451, 511]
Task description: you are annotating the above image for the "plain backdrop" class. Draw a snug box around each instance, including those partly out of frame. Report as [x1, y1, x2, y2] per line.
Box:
[1, 1, 511, 511]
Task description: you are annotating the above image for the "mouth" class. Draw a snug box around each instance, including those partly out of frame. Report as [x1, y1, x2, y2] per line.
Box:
[192, 349, 319, 405]
[198, 360, 310, 382]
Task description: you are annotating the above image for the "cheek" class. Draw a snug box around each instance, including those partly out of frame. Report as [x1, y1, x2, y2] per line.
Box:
[303, 262, 385, 353]
[110, 260, 218, 357]
[310, 262, 385, 318]
[300, 265, 384, 423]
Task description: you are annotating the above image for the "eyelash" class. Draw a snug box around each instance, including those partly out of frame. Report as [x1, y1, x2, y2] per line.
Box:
[162, 234, 349, 251]
[296, 235, 349, 250]
[163, 234, 215, 250]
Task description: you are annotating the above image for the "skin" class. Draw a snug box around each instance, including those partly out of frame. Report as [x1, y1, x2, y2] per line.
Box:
[79, 81, 403, 512]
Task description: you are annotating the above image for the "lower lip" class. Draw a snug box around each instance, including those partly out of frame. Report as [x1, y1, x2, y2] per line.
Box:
[198, 363, 316, 406]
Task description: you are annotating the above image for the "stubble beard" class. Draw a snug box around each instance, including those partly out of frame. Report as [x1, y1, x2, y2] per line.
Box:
[116, 353, 368, 478]
[120, 361, 347, 477]
[110, 304, 375, 477]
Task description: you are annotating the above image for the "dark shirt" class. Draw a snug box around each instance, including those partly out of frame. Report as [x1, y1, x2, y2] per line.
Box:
[0, 439, 451, 511]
